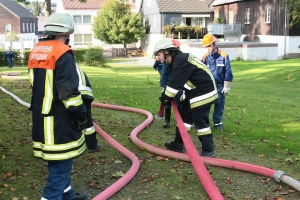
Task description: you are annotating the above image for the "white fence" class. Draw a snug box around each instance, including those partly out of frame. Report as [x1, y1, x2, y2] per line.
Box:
[207, 23, 242, 35]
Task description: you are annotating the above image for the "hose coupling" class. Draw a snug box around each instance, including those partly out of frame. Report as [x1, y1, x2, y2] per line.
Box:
[274, 170, 286, 182]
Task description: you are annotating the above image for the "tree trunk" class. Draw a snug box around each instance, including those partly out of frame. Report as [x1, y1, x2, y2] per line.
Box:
[44, 0, 52, 20]
[123, 43, 127, 57]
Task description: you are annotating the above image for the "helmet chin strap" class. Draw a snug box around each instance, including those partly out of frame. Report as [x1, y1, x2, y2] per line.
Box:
[210, 43, 218, 57]
[164, 51, 172, 61]
[65, 35, 70, 45]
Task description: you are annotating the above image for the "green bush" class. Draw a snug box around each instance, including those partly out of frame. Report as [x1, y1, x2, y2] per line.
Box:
[83, 46, 107, 67]
[23, 50, 31, 66]
[73, 48, 86, 63]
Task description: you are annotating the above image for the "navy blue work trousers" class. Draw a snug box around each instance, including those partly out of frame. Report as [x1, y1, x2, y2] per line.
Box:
[42, 159, 75, 200]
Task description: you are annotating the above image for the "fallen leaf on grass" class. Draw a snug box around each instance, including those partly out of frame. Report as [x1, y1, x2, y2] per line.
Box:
[175, 196, 183, 200]
[111, 171, 125, 178]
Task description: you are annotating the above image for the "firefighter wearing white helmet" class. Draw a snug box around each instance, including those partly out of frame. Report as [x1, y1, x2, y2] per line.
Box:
[201, 33, 233, 132]
[28, 13, 88, 200]
[154, 39, 218, 157]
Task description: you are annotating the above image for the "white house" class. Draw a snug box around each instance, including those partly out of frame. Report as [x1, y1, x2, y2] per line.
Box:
[56, 0, 139, 49]
[56, 0, 106, 49]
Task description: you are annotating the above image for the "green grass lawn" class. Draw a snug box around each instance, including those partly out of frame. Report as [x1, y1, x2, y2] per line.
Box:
[0, 57, 300, 200]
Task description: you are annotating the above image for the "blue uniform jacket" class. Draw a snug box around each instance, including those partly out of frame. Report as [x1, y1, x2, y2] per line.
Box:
[153, 59, 163, 72]
[160, 63, 171, 87]
[202, 49, 233, 86]
[4, 50, 14, 59]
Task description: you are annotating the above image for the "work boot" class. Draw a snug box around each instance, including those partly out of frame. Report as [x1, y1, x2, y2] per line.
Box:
[73, 193, 88, 200]
[214, 125, 223, 132]
[88, 143, 100, 153]
[198, 134, 215, 157]
[164, 141, 184, 153]
[163, 106, 171, 128]
[163, 122, 170, 128]
[200, 150, 216, 158]
[155, 115, 164, 120]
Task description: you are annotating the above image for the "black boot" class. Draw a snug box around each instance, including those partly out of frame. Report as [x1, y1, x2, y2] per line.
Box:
[164, 141, 184, 152]
[73, 193, 88, 200]
[88, 143, 100, 153]
[165, 127, 184, 152]
[198, 134, 215, 157]
[163, 105, 171, 128]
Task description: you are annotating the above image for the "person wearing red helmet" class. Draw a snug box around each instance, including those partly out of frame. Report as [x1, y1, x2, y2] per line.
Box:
[154, 39, 218, 157]
[201, 33, 233, 132]
[154, 39, 181, 128]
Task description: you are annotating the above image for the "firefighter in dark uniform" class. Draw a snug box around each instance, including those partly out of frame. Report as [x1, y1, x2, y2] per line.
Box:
[154, 39, 218, 157]
[76, 64, 100, 152]
[28, 13, 87, 200]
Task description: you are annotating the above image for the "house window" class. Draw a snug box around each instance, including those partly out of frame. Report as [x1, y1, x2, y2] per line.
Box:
[245, 8, 250, 24]
[5, 24, 11, 33]
[26, 23, 29, 32]
[83, 15, 91, 23]
[74, 34, 92, 45]
[194, 17, 203, 26]
[33, 23, 36, 32]
[30, 23, 32, 32]
[265, 6, 271, 23]
[22, 23, 25, 33]
[73, 15, 81, 23]
[73, 15, 91, 24]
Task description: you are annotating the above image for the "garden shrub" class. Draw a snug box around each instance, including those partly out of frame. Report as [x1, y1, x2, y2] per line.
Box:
[83, 46, 107, 67]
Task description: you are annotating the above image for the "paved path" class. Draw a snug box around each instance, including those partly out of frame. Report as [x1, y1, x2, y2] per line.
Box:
[113, 56, 154, 67]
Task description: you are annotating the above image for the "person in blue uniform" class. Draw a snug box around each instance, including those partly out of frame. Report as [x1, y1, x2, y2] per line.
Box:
[3, 46, 14, 68]
[201, 33, 233, 132]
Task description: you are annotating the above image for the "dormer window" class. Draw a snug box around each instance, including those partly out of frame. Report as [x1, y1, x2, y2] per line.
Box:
[265, 6, 271, 23]
[245, 8, 250, 24]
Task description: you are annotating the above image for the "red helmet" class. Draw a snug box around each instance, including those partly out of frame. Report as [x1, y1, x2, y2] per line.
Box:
[172, 39, 181, 48]
[202, 33, 217, 47]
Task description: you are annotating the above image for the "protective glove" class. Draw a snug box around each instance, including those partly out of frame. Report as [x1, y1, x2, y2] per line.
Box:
[75, 116, 88, 130]
[221, 81, 231, 95]
[160, 92, 172, 107]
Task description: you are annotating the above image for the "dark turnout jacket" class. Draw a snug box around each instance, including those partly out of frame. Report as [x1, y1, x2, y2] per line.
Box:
[164, 53, 218, 110]
[28, 40, 87, 161]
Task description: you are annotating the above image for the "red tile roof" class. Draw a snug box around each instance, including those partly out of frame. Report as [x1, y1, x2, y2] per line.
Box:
[62, 0, 108, 9]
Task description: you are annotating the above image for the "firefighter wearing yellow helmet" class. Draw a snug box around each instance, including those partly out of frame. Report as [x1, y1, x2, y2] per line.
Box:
[154, 39, 218, 157]
[201, 33, 233, 132]
[28, 13, 88, 200]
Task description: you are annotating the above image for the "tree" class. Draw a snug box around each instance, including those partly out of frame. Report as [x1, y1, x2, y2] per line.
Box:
[282, 0, 300, 28]
[33, 1, 42, 16]
[6, 31, 19, 41]
[92, 0, 146, 56]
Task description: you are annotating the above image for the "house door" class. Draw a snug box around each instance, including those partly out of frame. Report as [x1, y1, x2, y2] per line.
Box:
[186, 18, 191, 26]
[229, 10, 234, 30]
